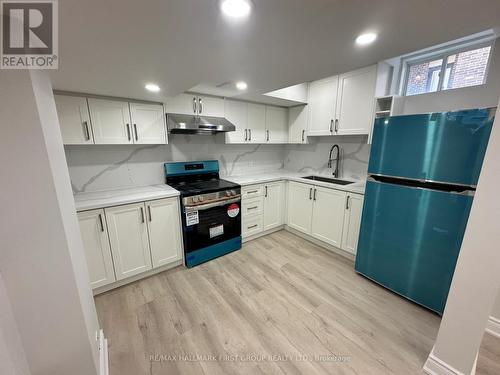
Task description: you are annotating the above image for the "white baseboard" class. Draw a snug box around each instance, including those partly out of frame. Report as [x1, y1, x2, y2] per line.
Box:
[486, 316, 500, 338]
[98, 329, 109, 375]
[424, 347, 477, 375]
[284, 225, 355, 262]
[243, 225, 284, 243]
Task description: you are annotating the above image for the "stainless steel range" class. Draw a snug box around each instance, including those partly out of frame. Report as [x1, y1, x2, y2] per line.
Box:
[164, 160, 242, 268]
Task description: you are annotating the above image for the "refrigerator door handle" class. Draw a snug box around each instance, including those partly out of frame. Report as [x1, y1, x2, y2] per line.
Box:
[367, 176, 475, 196]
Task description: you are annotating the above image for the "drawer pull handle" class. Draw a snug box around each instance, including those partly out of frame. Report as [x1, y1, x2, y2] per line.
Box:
[247, 190, 258, 194]
[248, 206, 258, 210]
[248, 224, 258, 229]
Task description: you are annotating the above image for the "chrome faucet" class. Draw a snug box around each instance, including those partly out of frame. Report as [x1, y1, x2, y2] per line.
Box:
[328, 144, 340, 178]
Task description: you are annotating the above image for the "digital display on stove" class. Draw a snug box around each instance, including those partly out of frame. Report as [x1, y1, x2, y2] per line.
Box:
[185, 163, 204, 171]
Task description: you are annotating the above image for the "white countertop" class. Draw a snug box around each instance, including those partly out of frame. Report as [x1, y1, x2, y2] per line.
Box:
[74, 172, 365, 211]
[74, 185, 180, 211]
[223, 171, 366, 195]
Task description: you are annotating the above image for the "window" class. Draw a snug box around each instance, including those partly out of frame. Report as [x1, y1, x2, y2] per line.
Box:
[403, 45, 492, 96]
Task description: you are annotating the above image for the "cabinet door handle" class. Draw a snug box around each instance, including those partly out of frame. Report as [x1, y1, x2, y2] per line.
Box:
[302, 129, 305, 142]
[193, 97, 197, 114]
[148, 205, 152, 221]
[266, 130, 270, 142]
[247, 224, 258, 229]
[330, 119, 333, 133]
[309, 187, 313, 200]
[244, 129, 248, 141]
[313, 188, 317, 201]
[249, 129, 252, 141]
[83, 121, 90, 141]
[265, 186, 268, 197]
[140, 207, 145, 223]
[98, 213, 104, 232]
[198, 98, 202, 114]
[134, 124, 138, 141]
[126, 123, 131, 141]
[335, 119, 339, 133]
[346, 196, 350, 210]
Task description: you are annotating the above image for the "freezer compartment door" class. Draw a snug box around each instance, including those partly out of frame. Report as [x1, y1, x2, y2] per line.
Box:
[355, 180, 473, 314]
[368, 108, 494, 186]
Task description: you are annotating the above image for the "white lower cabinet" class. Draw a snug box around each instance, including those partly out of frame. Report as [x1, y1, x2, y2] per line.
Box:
[263, 182, 285, 231]
[310, 186, 346, 248]
[287, 182, 314, 233]
[287, 181, 361, 252]
[145, 198, 183, 267]
[341, 193, 364, 255]
[77, 209, 116, 289]
[241, 181, 285, 238]
[105, 202, 152, 280]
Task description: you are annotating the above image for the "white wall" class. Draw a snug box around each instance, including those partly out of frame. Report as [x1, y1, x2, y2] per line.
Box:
[424, 97, 500, 375]
[400, 39, 500, 115]
[0, 273, 30, 375]
[0, 70, 99, 375]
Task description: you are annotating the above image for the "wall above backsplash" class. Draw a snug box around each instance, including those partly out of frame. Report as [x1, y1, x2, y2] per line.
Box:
[65, 134, 370, 193]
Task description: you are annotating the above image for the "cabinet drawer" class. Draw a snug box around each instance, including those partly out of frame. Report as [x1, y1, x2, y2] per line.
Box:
[242, 185, 264, 198]
[242, 196, 264, 217]
[242, 215, 263, 238]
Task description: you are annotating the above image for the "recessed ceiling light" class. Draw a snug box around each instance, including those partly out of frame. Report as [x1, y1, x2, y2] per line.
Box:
[220, 0, 252, 18]
[145, 83, 160, 92]
[236, 81, 248, 90]
[356, 32, 377, 46]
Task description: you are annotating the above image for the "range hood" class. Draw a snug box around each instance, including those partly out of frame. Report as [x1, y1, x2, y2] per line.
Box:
[166, 113, 236, 135]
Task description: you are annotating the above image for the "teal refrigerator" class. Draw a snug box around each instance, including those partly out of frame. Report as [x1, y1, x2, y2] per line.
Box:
[355, 108, 495, 314]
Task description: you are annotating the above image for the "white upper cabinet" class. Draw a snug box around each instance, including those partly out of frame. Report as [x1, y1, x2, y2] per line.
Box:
[129, 103, 166, 144]
[247, 103, 267, 143]
[197, 94, 225, 117]
[88, 98, 132, 144]
[164, 93, 198, 115]
[308, 76, 338, 136]
[145, 198, 183, 268]
[78, 209, 116, 289]
[335, 65, 377, 135]
[341, 193, 364, 255]
[54, 95, 93, 144]
[265, 106, 288, 143]
[224, 99, 248, 144]
[310, 187, 346, 248]
[288, 105, 309, 144]
[105, 202, 152, 280]
[263, 182, 285, 231]
[165, 93, 224, 117]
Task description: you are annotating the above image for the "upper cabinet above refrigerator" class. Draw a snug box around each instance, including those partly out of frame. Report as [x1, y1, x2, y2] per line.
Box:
[368, 108, 495, 186]
[307, 65, 377, 137]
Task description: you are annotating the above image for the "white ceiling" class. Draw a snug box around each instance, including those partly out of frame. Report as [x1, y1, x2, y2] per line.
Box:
[50, 0, 500, 105]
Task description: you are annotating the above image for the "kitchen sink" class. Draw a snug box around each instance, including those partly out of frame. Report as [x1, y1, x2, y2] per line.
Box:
[302, 176, 355, 185]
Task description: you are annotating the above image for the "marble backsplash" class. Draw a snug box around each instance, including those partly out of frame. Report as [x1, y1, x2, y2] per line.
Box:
[65, 134, 370, 193]
[66, 134, 286, 193]
[283, 135, 371, 181]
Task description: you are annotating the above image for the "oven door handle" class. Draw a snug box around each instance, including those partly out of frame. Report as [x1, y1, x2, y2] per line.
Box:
[184, 197, 241, 212]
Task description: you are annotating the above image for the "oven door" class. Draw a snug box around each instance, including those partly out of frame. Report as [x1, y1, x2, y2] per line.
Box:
[182, 197, 241, 255]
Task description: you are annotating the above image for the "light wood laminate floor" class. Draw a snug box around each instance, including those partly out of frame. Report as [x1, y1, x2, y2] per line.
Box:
[95, 230, 499, 375]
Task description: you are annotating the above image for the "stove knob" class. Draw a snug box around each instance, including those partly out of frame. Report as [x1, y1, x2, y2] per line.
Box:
[231, 190, 236, 196]
[226, 191, 231, 197]
[199, 196, 204, 202]
[192, 196, 199, 203]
